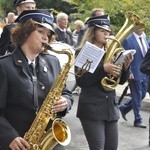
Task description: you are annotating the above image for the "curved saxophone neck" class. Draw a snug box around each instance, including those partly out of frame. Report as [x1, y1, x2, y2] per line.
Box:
[45, 43, 74, 65]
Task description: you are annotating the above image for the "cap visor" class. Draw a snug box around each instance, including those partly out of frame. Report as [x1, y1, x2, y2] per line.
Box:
[95, 24, 111, 32]
[35, 22, 55, 34]
[20, 0, 35, 5]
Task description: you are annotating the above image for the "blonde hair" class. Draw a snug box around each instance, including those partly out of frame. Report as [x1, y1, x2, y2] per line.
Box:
[74, 20, 84, 28]
[77, 26, 95, 50]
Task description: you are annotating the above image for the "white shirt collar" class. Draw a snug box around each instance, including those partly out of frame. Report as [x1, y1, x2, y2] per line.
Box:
[58, 26, 66, 32]
[26, 57, 36, 65]
[133, 32, 145, 39]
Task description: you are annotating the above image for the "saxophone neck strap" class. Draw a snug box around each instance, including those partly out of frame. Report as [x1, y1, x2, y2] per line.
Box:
[30, 63, 39, 114]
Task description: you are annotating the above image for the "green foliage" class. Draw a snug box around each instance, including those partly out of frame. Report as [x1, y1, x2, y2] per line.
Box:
[0, 0, 78, 17]
[0, 0, 149, 33]
[71, 0, 150, 33]
[36, 0, 78, 15]
[0, 0, 15, 17]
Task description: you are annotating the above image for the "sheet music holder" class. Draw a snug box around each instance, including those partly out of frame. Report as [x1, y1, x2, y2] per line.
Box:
[74, 41, 105, 73]
[114, 49, 136, 65]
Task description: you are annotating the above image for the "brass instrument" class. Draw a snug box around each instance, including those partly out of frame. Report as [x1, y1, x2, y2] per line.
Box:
[101, 11, 144, 91]
[23, 43, 74, 150]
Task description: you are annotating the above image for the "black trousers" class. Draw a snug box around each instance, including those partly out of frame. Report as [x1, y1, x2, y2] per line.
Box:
[149, 116, 150, 146]
[53, 144, 65, 150]
[80, 119, 118, 150]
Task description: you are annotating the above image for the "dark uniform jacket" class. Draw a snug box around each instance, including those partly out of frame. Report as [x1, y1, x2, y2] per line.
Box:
[0, 23, 16, 55]
[75, 52, 130, 121]
[140, 49, 150, 74]
[140, 49, 150, 93]
[0, 47, 73, 149]
[55, 28, 74, 46]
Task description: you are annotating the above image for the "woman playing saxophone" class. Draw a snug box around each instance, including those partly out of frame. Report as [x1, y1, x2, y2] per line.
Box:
[0, 9, 73, 150]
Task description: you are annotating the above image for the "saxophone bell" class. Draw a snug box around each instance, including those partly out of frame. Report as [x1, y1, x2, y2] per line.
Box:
[40, 118, 71, 150]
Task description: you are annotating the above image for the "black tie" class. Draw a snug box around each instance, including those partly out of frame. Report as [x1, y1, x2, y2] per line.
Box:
[139, 37, 147, 57]
[30, 63, 37, 77]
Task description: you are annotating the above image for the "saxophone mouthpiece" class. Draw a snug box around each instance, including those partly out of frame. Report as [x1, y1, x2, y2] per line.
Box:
[45, 44, 52, 50]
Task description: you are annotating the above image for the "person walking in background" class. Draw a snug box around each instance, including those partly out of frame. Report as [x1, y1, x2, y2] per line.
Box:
[119, 28, 149, 128]
[54, 12, 74, 46]
[0, 0, 36, 56]
[75, 15, 133, 150]
[0, 9, 73, 150]
[5, 12, 16, 24]
[72, 20, 84, 48]
[71, 19, 85, 94]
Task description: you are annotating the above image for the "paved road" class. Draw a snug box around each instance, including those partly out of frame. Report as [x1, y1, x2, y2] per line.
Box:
[63, 81, 150, 150]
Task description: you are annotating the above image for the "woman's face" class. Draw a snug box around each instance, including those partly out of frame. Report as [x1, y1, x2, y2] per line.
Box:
[94, 27, 110, 47]
[25, 26, 51, 54]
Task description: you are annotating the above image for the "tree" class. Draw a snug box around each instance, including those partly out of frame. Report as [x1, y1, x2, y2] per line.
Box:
[36, 0, 78, 16]
[71, 0, 150, 33]
[0, 0, 78, 17]
[0, 0, 149, 33]
[0, 0, 15, 17]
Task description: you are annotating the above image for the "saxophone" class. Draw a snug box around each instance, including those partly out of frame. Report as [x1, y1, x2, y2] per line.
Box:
[101, 11, 144, 91]
[23, 43, 74, 150]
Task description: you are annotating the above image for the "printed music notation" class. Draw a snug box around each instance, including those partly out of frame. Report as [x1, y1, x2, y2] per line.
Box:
[114, 49, 136, 64]
[74, 41, 105, 73]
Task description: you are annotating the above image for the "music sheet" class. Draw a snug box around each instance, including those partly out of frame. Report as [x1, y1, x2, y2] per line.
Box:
[114, 49, 136, 64]
[74, 41, 105, 73]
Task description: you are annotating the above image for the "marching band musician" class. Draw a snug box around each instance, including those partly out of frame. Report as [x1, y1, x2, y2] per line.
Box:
[75, 15, 133, 150]
[140, 48, 150, 146]
[0, 9, 73, 150]
[0, 0, 36, 56]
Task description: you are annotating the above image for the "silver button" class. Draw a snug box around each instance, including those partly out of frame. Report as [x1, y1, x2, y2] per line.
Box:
[41, 86, 45, 90]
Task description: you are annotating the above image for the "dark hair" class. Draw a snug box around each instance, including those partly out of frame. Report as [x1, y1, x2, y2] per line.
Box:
[11, 19, 53, 46]
[11, 19, 36, 46]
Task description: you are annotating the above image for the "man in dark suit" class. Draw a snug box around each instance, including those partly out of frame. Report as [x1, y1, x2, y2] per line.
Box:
[0, 0, 36, 56]
[55, 12, 74, 46]
[119, 29, 149, 128]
